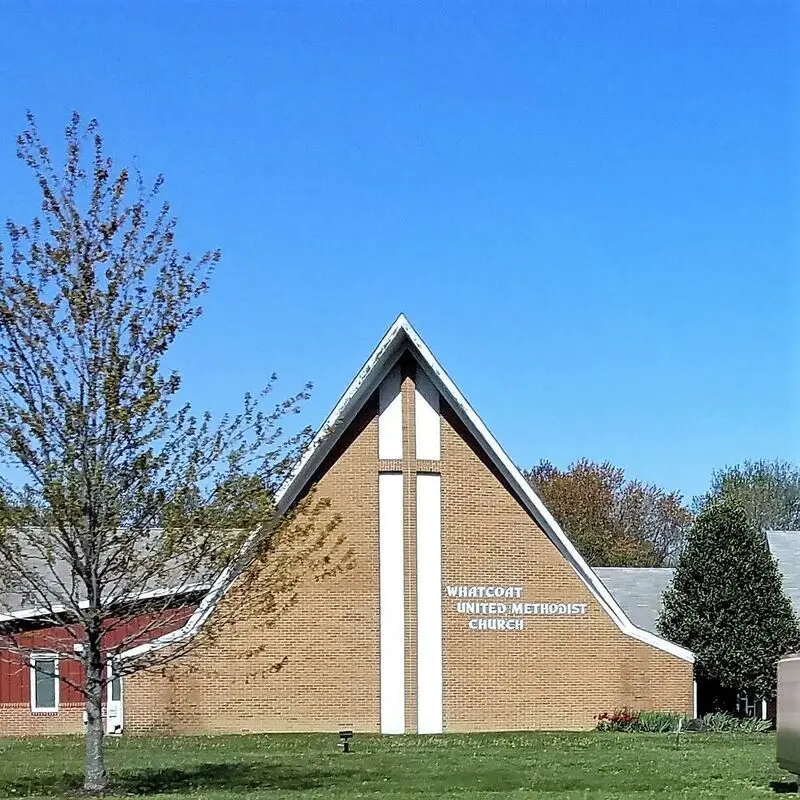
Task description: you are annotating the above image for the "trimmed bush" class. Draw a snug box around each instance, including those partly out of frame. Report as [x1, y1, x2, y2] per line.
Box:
[659, 500, 800, 702]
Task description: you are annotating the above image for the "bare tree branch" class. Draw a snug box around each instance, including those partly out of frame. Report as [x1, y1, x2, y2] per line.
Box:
[0, 112, 347, 794]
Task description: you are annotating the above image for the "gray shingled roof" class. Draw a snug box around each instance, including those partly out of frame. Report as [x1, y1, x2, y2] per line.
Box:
[766, 531, 800, 614]
[594, 568, 675, 635]
[596, 531, 800, 635]
[0, 527, 219, 619]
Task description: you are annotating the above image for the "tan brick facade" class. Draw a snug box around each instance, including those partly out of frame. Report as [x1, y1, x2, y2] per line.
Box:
[439, 403, 691, 730]
[126, 397, 383, 735]
[124, 352, 693, 735]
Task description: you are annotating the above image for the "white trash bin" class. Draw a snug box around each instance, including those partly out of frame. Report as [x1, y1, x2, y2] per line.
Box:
[777, 652, 800, 784]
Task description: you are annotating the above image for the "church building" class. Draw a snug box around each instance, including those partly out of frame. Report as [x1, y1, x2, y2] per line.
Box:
[0, 315, 695, 735]
[120, 315, 694, 734]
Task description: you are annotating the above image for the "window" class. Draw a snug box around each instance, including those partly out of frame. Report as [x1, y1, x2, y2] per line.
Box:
[30, 654, 59, 712]
[737, 690, 756, 718]
[110, 671, 121, 703]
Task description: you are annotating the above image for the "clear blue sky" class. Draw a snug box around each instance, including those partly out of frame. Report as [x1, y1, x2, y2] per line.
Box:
[0, 2, 796, 502]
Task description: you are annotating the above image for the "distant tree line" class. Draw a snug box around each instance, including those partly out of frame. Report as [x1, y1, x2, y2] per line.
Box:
[525, 458, 800, 714]
[525, 458, 800, 568]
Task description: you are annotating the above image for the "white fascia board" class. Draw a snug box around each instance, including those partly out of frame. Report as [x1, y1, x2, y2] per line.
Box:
[120, 532, 261, 661]
[274, 317, 408, 513]
[120, 320, 410, 662]
[120, 625, 192, 660]
[401, 320, 694, 664]
[121, 313, 694, 665]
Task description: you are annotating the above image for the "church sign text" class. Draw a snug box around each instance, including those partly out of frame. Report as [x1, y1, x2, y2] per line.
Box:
[444, 585, 588, 631]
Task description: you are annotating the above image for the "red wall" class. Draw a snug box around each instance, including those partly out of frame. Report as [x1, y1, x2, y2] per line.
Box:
[0, 606, 195, 705]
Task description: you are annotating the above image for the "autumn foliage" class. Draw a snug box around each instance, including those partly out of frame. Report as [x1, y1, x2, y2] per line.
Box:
[526, 459, 692, 567]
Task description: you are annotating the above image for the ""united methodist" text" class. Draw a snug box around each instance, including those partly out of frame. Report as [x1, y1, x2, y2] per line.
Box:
[444, 585, 588, 632]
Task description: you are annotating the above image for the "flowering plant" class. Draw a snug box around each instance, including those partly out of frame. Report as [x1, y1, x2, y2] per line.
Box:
[595, 708, 639, 731]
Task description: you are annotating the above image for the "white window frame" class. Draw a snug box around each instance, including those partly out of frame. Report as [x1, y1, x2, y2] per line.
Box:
[30, 653, 60, 713]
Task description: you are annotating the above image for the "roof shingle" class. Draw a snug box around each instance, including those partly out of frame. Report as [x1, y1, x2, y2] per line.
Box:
[596, 531, 800, 635]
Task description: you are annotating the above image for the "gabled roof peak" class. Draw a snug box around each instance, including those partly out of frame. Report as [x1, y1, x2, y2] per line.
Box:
[123, 315, 694, 664]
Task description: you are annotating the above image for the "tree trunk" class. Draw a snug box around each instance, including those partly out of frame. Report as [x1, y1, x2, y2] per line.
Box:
[83, 650, 108, 794]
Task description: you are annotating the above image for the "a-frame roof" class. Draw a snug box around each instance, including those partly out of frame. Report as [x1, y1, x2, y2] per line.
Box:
[123, 314, 693, 663]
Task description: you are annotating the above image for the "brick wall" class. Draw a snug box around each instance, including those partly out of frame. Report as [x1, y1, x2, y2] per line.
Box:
[125, 357, 693, 735]
[439, 403, 692, 730]
[400, 358, 418, 732]
[125, 397, 382, 734]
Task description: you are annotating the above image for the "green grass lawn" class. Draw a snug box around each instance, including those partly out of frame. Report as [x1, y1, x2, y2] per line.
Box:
[0, 731, 793, 799]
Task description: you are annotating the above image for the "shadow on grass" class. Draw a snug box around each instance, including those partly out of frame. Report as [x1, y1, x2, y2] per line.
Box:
[0, 762, 338, 797]
[770, 780, 799, 794]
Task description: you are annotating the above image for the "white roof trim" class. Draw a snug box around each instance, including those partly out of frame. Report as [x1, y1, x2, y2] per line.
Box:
[121, 314, 693, 664]
[121, 317, 409, 662]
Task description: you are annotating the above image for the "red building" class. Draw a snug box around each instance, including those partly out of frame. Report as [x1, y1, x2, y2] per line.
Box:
[0, 600, 198, 735]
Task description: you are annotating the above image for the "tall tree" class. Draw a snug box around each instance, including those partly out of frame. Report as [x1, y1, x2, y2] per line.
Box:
[697, 459, 800, 532]
[659, 499, 800, 706]
[525, 459, 692, 566]
[0, 113, 345, 793]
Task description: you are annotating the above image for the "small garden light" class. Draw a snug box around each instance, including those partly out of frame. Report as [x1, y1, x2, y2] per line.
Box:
[338, 729, 354, 753]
